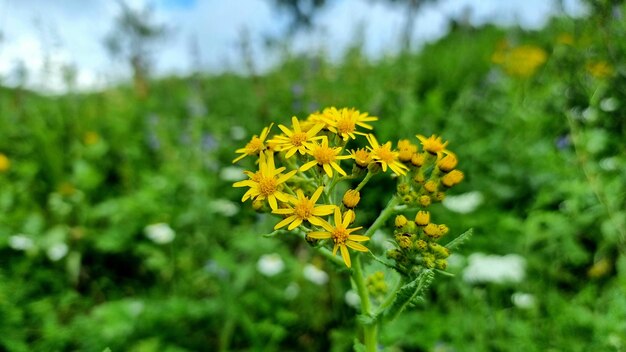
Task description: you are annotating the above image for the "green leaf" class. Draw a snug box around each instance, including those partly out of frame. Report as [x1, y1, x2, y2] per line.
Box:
[445, 228, 474, 250]
[383, 269, 435, 322]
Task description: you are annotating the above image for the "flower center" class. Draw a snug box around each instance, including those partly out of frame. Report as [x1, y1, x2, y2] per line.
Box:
[294, 199, 313, 219]
[336, 117, 355, 134]
[376, 146, 396, 163]
[258, 177, 277, 196]
[332, 227, 349, 245]
[314, 146, 336, 164]
[290, 132, 308, 146]
[246, 137, 264, 153]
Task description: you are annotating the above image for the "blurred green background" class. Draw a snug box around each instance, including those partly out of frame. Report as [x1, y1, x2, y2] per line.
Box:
[1, 0, 625, 351]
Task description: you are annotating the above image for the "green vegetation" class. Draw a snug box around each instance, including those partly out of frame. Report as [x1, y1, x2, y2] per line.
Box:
[1, 4, 625, 351]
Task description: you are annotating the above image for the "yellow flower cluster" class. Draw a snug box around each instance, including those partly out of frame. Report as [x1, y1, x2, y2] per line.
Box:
[386, 135, 463, 272]
[492, 42, 548, 78]
[232, 107, 461, 270]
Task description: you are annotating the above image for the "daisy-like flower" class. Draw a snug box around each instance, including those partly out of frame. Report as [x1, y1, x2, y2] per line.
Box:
[416, 134, 450, 157]
[300, 137, 351, 177]
[349, 148, 373, 168]
[307, 208, 370, 268]
[322, 107, 378, 141]
[366, 134, 409, 175]
[272, 187, 335, 230]
[233, 124, 273, 163]
[270, 116, 324, 158]
[233, 151, 296, 210]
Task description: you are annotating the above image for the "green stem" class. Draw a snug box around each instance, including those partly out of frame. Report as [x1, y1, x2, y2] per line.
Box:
[365, 196, 401, 237]
[352, 255, 377, 352]
[375, 277, 405, 316]
[355, 171, 375, 192]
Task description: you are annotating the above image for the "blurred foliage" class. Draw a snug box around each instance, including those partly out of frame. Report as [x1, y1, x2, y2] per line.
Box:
[1, 2, 626, 351]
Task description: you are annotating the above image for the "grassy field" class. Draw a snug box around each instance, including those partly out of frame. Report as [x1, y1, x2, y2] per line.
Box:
[1, 4, 625, 351]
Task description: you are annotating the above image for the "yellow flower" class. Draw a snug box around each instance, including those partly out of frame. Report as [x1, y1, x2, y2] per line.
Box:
[441, 170, 464, 187]
[366, 134, 409, 175]
[322, 107, 378, 141]
[415, 211, 430, 226]
[300, 137, 350, 177]
[586, 61, 613, 79]
[307, 208, 370, 267]
[233, 124, 273, 163]
[233, 151, 296, 210]
[350, 148, 373, 168]
[270, 116, 324, 158]
[272, 187, 335, 230]
[342, 189, 360, 209]
[437, 153, 457, 172]
[397, 139, 417, 162]
[84, 131, 100, 145]
[416, 134, 449, 156]
[303, 111, 331, 131]
[0, 153, 10, 172]
[497, 45, 547, 78]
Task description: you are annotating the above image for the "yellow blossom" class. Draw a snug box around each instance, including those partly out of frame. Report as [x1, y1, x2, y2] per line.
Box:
[366, 134, 409, 175]
[233, 151, 296, 210]
[270, 116, 324, 158]
[397, 139, 417, 162]
[441, 170, 464, 187]
[84, 131, 100, 145]
[300, 137, 350, 177]
[586, 61, 614, 79]
[233, 124, 273, 163]
[0, 153, 10, 172]
[350, 148, 373, 168]
[416, 134, 449, 156]
[437, 153, 458, 172]
[497, 45, 547, 78]
[322, 107, 378, 141]
[415, 211, 430, 226]
[307, 208, 370, 268]
[272, 187, 335, 230]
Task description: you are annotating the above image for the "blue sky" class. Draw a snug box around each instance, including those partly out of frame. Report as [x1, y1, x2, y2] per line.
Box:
[0, 0, 585, 92]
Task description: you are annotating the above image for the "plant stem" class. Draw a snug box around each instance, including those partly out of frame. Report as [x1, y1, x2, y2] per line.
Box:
[355, 171, 375, 192]
[352, 254, 377, 352]
[365, 196, 401, 237]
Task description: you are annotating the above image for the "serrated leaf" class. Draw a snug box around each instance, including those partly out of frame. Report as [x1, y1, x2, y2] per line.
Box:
[445, 228, 473, 250]
[384, 269, 434, 322]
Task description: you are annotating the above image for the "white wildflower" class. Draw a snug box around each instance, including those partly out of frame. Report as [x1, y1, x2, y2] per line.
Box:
[144, 223, 175, 244]
[303, 264, 329, 285]
[209, 199, 239, 217]
[344, 289, 361, 308]
[47, 243, 69, 261]
[284, 282, 300, 300]
[443, 191, 484, 214]
[463, 253, 526, 284]
[219, 166, 246, 182]
[511, 292, 536, 309]
[9, 234, 35, 251]
[230, 126, 247, 141]
[257, 253, 285, 277]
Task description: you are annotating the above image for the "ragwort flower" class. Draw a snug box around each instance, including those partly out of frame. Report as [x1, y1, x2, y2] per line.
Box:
[300, 137, 351, 177]
[233, 124, 274, 163]
[272, 187, 335, 230]
[366, 134, 409, 175]
[307, 208, 370, 267]
[233, 151, 296, 210]
[322, 107, 378, 141]
[270, 116, 324, 158]
[416, 134, 450, 157]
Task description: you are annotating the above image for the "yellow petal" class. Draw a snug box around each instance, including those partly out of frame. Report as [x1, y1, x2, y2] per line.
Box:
[300, 160, 317, 172]
[268, 195, 278, 210]
[347, 235, 369, 242]
[346, 241, 369, 252]
[311, 186, 325, 203]
[287, 217, 303, 230]
[340, 245, 351, 268]
[308, 231, 331, 239]
[275, 215, 297, 230]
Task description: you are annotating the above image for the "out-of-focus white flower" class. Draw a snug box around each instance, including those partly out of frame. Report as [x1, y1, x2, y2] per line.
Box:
[209, 199, 239, 217]
[599, 157, 619, 171]
[257, 253, 285, 277]
[230, 126, 247, 141]
[463, 253, 526, 284]
[303, 264, 329, 285]
[284, 282, 300, 300]
[511, 292, 536, 309]
[144, 223, 175, 244]
[371, 229, 395, 250]
[9, 234, 35, 251]
[219, 166, 246, 182]
[344, 289, 361, 308]
[446, 253, 466, 271]
[47, 243, 69, 261]
[600, 97, 619, 112]
[443, 191, 484, 214]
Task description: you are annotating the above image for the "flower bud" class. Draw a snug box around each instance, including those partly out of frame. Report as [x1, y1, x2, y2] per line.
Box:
[413, 172, 425, 184]
[423, 180, 438, 193]
[424, 223, 441, 238]
[397, 183, 410, 195]
[438, 224, 449, 236]
[418, 195, 431, 207]
[352, 148, 372, 168]
[441, 170, 464, 187]
[342, 189, 361, 209]
[396, 235, 412, 249]
[433, 192, 446, 201]
[437, 153, 458, 172]
[395, 215, 408, 228]
[415, 211, 430, 226]
[435, 259, 448, 270]
[411, 153, 426, 167]
[415, 239, 428, 251]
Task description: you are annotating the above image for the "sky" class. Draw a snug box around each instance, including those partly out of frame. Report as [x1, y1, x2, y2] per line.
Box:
[0, 0, 586, 92]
